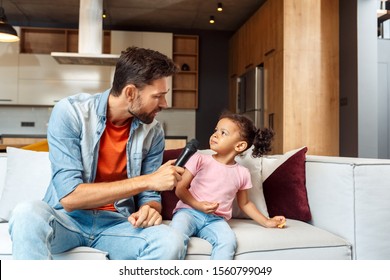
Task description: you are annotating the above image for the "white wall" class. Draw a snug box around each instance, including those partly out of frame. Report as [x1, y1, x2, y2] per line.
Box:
[358, 0, 379, 158]
[377, 39, 390, 158]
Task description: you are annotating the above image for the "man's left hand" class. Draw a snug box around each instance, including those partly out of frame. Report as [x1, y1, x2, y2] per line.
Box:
[128, 204, 162, 228]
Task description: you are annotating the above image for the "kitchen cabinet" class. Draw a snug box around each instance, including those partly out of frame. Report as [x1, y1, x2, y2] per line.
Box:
[17, 54, 112, 106]
[229, 0, 339, 156]
[0, 30, 19, 105]
[261, 0, 282, 59]
[230, 0, 282, 78]
[263, 51, 283, 153]
[172, 35, 199, 109]
[19, 27, 111, 54]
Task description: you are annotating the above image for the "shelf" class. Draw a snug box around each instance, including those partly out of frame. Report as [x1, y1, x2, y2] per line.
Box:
[172, 91, 197, 109]
[20, 27, 111, 54]
[172, 34, 199, 109]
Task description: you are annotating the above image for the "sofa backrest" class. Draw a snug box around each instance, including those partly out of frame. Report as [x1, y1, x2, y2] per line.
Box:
[0, 154, 7, 199]
[0, 154, 8, 222]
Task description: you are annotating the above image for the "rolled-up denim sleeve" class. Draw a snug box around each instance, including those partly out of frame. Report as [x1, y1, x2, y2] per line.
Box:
[136, 125, 165, 207]
[47, 99, 85, 201]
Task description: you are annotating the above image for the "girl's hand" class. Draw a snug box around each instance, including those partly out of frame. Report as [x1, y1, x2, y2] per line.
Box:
[197, 201, 219, 214]
[265, 216, 286, 228]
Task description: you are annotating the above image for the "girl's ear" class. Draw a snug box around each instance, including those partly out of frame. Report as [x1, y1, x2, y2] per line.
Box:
[235, 141, 248, 153]
[123, 85, 137, 101]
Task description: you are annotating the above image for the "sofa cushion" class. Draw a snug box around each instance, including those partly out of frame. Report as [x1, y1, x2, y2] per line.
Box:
[181, 219, 352, 260]
[234, 147, 268, 218]
[262, 147, 311, 221]
[0, 222, 12, 256]
[0, 148, 50, 221]
[0, 155, 7, 222]
[161, 148, 183, 220]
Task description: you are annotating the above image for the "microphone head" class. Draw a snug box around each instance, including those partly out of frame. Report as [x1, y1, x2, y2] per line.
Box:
[173, 138, 200, 167]
[186, 138, 200, 151]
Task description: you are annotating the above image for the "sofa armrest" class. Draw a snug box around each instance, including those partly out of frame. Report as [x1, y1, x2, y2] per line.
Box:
[305, 155, 390, 259]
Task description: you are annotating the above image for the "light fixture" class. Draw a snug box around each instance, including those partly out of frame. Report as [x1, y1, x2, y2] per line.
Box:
[217, 3, 223, 12]
[0, 1, 19, 43]
[102, 9, 107, 19]
[209, 15, 215, 24]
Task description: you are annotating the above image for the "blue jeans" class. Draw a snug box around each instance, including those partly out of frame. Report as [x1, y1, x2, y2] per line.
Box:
[9, 200, 186, 260]
[170, 208, 237, 260]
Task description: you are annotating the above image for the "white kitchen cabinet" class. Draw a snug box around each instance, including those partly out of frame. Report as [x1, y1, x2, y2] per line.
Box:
[0, 30, 19, 104]
[17, 54, 113, 105]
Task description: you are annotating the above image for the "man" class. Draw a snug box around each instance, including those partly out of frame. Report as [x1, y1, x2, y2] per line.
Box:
[9, 47, 186, 260]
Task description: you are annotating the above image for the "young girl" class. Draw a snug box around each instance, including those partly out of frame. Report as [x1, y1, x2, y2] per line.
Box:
[170, 112, 286, 260]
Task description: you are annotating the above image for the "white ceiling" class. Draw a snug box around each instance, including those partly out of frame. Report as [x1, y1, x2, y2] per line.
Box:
[2, 0, 266, 32]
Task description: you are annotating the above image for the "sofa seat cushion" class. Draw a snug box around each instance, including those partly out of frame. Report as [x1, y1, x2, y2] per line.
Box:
[0, 222, 107, 260]
[0, 223, 12, 257]
[183, 219, 352, 260]
[2, 218, 351, 260]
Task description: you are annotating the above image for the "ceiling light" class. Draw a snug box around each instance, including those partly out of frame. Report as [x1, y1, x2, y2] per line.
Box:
[102, 9, 107, 19]
[209, 16, 215, 24]
[0, 6, 19, 42]
[217, 3, 223, 12]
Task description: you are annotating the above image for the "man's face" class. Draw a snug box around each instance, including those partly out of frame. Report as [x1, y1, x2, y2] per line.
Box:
[128, 78, 169, 124]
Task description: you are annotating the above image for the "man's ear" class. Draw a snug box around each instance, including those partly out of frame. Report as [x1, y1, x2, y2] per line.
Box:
[235, 141, 248, 153]
[123, 85, 137, 101]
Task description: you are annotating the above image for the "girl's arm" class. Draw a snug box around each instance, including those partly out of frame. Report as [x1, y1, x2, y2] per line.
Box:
[237, 189, 285, 228]
[175, 169, 219, 214]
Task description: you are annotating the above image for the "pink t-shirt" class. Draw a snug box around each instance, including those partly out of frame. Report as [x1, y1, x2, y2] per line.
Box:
[173, 152, 252, 220]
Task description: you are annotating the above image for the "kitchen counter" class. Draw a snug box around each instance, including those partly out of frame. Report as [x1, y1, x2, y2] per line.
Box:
[164, 136, 187, 150]
[0, 134, 47, 152]
[0, 135, 187, 152]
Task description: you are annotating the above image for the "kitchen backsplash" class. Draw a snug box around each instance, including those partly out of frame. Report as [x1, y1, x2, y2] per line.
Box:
[0, 106, 195, 140]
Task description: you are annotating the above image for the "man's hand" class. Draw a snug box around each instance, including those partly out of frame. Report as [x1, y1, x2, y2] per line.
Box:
[146, 159, 185, 192]
[128, 204, 162, 228]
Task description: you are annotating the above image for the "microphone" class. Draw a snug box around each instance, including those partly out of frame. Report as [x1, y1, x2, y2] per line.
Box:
[174, 139, 200, 167]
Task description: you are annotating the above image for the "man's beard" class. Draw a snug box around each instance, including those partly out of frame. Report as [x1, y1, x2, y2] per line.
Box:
[128, 94, 160, 124]
[128, 108, 155, 124]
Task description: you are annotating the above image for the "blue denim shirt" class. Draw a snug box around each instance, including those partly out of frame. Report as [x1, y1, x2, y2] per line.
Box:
[43, 89, 165, 217]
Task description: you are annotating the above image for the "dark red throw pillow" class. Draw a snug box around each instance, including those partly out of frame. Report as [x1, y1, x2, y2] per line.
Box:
[262, 147, 311, 222]
[161, 148, 183, 220]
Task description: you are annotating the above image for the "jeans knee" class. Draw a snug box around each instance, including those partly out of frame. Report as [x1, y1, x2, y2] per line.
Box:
[11, 200, 48, 221]
[217, 231, 237, 250]
[9, 200, 52, 236]
[159, 226, 186, 259]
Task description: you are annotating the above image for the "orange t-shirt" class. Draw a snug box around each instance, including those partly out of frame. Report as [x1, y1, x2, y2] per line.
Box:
[93, 119, 131, 211]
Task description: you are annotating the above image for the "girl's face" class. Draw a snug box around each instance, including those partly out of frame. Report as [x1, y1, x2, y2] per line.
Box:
[209, 118, 243, 154]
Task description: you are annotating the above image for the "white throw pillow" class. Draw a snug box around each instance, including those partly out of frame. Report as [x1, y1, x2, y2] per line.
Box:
[233, 147, 269, 218]
[198, 148, 268, 219]
[0, 154, 8, 222]
[0, 147, 51, 221]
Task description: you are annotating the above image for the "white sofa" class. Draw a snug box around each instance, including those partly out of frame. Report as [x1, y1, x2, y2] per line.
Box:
[1, 147, 390, 260]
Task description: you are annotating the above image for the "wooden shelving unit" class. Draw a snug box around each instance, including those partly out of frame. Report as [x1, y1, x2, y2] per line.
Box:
[172, 35, 199, 109]
[20, 27, 111, 54]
